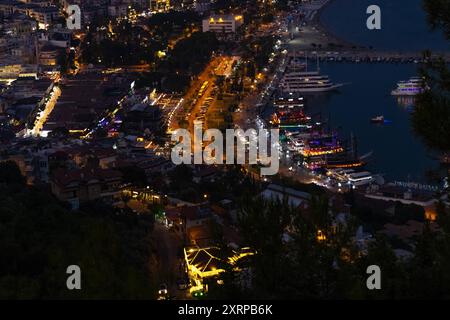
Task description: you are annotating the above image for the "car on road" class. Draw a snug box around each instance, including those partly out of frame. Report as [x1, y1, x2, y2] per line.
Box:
[158, 283, 168, 296]
[192, 289, 206, 298]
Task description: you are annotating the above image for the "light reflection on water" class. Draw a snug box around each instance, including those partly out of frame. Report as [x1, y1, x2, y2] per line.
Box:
[395, 96, 416, 109]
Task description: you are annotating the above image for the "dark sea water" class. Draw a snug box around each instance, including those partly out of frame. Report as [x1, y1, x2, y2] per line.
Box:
[320, 0, 450, 52]
[292, 0, 449, 182]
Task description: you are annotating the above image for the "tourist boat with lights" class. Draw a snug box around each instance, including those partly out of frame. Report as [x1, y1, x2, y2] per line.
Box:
[391, 76, 426, 96]
[300, 134, 344, 157]
[324, 153, 366, 169]
[303, 135, 369, 170]
[280, 54, 343, 93]
[303, 156, 327, 170]
[271, 109, 313, 130]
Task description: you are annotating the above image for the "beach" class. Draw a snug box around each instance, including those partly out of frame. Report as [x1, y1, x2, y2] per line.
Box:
[288, 0, 357, 51]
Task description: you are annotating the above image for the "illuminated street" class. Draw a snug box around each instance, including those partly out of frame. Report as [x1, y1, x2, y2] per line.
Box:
[30, 85, 61, 137]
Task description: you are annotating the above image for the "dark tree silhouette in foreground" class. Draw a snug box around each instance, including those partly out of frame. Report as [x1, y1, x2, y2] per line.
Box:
[412, 1, 450, 156]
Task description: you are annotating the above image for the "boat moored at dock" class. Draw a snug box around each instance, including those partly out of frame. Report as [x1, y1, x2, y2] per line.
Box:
[391, 76, 426, 96]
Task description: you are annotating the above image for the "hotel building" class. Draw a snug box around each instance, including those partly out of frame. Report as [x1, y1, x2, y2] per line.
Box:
[202, 14, 243, 34]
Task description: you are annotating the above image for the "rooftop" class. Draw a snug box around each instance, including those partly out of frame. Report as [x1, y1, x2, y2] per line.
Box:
[43, 73, 130, 131]
[51, 167, 122, 188]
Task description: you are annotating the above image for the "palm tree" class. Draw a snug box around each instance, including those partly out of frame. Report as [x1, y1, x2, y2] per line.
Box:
[309, 194, 331, 232]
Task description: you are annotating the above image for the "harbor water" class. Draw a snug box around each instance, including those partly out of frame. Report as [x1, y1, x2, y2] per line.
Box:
[319, 0, 450, 52]
[304, 62, 439, 182]
[288, 0, 449, 182]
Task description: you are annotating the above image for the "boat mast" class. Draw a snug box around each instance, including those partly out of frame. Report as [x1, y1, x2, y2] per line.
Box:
[305, 51, 308, 72]
[351, 132, 357, 159]
[293, 50, 296, 72]
[317, 53, 320, 73]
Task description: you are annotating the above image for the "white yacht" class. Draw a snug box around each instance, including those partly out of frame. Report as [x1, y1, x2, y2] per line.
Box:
[391, 77, 426, 96]
[280, 53, 343, 93]
[279, 70, 343, 93]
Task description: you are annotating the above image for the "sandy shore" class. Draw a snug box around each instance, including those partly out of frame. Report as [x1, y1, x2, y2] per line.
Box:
[312, 0, 359, 49]
[288, 0, 362, 52]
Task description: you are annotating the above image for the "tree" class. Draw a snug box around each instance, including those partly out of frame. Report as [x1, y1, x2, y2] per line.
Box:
[412, 1, 450, 194]
[168, 164, 193, 190]
[412, 54, 450, 153]
[437, 201, 450, 233]
[357, 235, 407, 299]
[310, 194, 330, 230]
[0, 161, 25, 185]
[0, 173, 156, 299]
[237, 196, 292, 298]
[412, 2, 450, 153]
[423, 0, 450, 39]
[57, 50, 69, 74]
[148, 203, 164, 221]
[119, 166, 147, 188]
[245, 62, 256, 79]
[121, 193, 132, 208]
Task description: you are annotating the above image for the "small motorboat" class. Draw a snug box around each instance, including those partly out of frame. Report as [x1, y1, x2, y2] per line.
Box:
[370, 115, 384, 123]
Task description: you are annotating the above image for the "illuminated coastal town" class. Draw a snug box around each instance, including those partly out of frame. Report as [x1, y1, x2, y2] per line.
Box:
[0, 0, 449, 301]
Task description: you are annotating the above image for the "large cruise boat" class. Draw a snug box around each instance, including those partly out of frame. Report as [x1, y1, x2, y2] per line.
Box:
[279, 70, 343, 93]
[391, 77, 426, 96]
